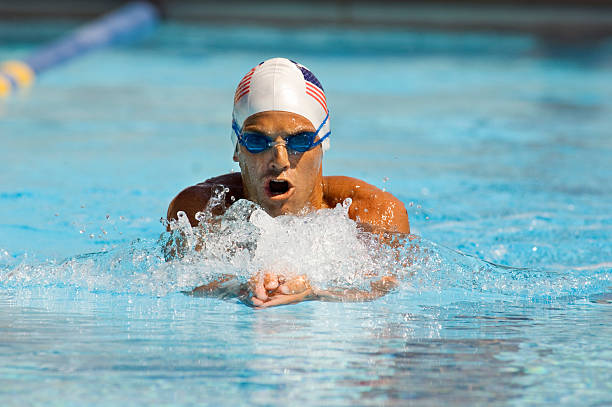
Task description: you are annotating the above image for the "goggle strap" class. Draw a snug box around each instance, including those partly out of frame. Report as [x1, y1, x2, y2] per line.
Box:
[311, 131, 331, 148]
[232, 119, 242, 142]
[233, 113, 330, 150]
[315, 112, 329, 134]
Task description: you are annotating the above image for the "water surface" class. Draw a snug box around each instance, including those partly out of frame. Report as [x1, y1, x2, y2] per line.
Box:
[1, 21, 611, 406]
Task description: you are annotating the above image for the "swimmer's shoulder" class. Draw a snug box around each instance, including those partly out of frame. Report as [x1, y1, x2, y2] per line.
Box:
[323, 175, 410, 234]
[167, 172, 244, 227]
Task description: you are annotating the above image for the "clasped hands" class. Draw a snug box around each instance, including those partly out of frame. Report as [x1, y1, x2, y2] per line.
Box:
[249, 271, 315, 308]
[248, 271, 399, 308]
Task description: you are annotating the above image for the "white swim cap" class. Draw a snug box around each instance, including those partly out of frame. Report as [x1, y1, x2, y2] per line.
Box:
[232, 57, 330, 151]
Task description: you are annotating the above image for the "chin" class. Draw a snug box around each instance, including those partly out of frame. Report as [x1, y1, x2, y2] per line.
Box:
[260, 200, 300, 217]
[263, 203, 292, 217]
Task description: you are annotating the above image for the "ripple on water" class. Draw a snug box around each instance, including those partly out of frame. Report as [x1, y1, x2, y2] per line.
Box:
[1, 199, 609, 305]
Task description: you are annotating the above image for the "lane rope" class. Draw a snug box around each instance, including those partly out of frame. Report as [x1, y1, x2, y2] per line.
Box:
[0, 1, 160, 98]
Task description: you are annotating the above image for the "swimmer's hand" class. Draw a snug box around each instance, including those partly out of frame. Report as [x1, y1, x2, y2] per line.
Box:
[249, 271, 279, 303]
[250, 274, 399, 308]
[185, 272, 314, 307]
[188, 272, 398, 308]
[249, 272, 314, 308]
[370, 275, 398, 293]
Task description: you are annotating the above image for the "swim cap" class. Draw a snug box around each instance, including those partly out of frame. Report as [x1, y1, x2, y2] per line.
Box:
[232, 57, 330, 151]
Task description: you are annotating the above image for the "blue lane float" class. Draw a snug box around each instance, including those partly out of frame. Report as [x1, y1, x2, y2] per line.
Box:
[0, 1, 160, 97]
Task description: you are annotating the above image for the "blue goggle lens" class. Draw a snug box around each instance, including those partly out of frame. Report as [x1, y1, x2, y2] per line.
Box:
[241, 132, 316, 153]
[241, 133, 269, 152]
[286, 133, 316, 151]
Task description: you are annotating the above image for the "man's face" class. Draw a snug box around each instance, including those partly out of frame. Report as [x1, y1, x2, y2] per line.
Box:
[234, 111, 325, 217]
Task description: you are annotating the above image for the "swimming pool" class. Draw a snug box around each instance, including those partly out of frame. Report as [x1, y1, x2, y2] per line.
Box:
[1, 20, 611, 406]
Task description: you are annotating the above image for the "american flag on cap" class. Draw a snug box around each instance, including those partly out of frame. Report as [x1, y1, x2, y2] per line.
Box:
[295, 63, 328, 114]
[234, 60, 327, 114]
[232, 57, 331, 151]
[233, 66, 256, 104]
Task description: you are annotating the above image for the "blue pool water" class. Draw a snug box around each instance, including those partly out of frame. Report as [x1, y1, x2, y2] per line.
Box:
[1, 21, 611, 406]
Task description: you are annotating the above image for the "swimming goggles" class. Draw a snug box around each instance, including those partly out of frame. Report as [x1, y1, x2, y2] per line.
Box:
[232, 113, 330, 154]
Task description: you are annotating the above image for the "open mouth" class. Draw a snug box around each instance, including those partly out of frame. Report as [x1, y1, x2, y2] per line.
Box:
[267, 179, 292, 197]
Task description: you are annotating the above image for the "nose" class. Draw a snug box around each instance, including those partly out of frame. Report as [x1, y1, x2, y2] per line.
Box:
[269, 143, 290, 172]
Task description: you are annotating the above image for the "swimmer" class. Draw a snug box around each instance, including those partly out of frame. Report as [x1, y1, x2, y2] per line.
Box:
[167, 57, 409, 308]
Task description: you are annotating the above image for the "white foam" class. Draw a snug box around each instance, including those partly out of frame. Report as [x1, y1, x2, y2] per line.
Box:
[3, 199, 608, 302]
[164, 198, 397, 291]
[245, 198, 384, 289]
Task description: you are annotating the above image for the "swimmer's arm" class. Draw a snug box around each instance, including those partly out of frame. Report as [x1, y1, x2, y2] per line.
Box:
[166, 187, 210, 230]
[324, 176, 410, 235]
[164, 173, 244, 259]
[186, 272, 398, 308]
[253, 275, 399, 308]
[187, 274, 240, 297]
[315, 275, 399, 302]
[166, 172, 244, 230]
[186, 272, 296, 306]
[327, 177, 417, 268]
[186, 275, 263, 305]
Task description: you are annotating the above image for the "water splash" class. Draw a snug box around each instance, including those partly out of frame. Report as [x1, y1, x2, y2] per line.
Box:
[1, 198, 610, 303]
[163, 198, 387, 291]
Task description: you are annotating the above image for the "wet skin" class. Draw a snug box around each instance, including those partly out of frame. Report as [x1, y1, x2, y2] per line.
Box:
[168, 111, 410, 307]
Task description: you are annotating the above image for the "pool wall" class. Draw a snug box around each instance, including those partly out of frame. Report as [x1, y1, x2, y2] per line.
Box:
[2, 0, 611, 40]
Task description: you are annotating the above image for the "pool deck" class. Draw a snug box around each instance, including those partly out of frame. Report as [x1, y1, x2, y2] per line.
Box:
[1, 0, 612, 41]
